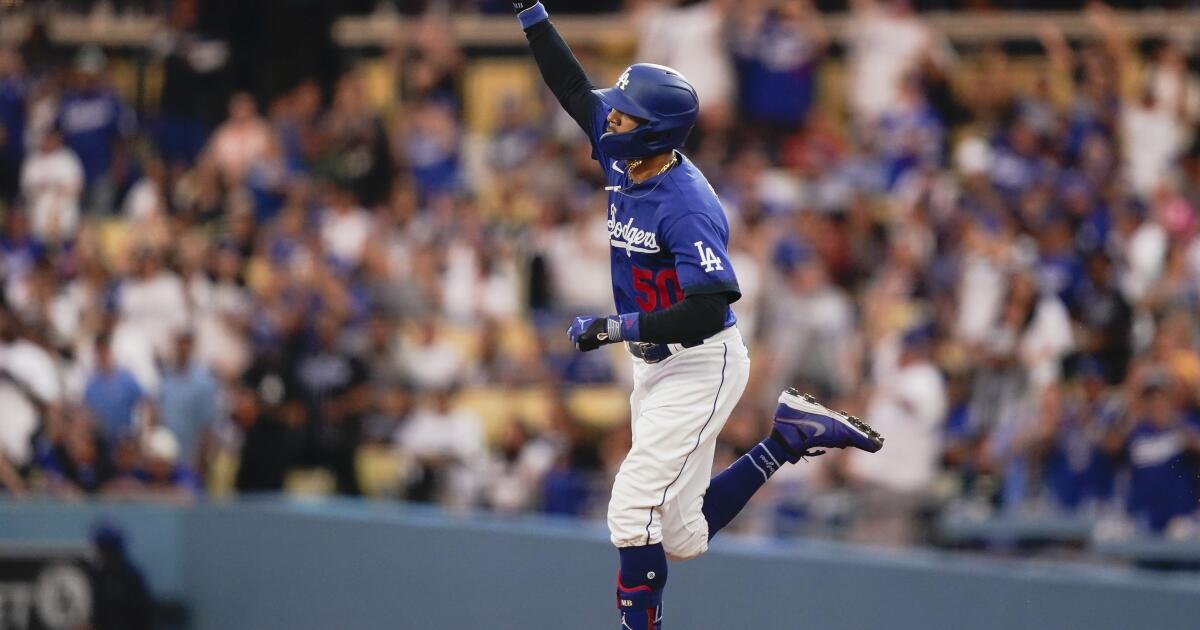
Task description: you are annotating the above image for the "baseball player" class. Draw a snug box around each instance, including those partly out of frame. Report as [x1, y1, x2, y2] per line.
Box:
[513, 3, 884, 628]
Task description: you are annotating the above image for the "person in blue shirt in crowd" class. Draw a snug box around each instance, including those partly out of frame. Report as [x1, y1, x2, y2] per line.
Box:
[0, 210, 43, 280]
[55, 46, 132, 214]
[731, 0, 825, 144]
[0, 47, 27, 202]
[158, 332, 220, 472]
[1040, 358, 1120, 511]
[0, 48, 26, 163]
[82, 332, 144, 445]
[1119, 375, 1200, 533]
[877, 75, 944, 190]
[38, 407, 117, 495]
[1035, 214, 1086, 306]
[989, 120, 1051, 204]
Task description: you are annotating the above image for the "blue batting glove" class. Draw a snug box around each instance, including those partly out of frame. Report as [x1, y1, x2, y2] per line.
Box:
[567, 314, 640, 352]
[567, 315, 607, 352]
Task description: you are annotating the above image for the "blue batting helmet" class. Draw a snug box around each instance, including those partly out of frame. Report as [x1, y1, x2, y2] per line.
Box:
[591, 63, 699, 160]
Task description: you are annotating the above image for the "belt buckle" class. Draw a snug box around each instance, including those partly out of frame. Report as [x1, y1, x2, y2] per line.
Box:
[629, 341, 664, 364]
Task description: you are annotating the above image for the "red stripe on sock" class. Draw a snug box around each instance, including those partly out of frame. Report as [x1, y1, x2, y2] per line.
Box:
[616, 573, 653, 593]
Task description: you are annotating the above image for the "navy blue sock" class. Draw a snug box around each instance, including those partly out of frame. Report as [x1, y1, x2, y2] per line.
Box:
[617, 544, 667, 630]
[702, 438, 791, 538]
[618, 543, 667, 590]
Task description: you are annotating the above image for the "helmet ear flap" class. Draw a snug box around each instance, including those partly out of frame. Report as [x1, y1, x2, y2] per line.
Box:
[640, 131, 664, 145]
[599, 123, 692, 159]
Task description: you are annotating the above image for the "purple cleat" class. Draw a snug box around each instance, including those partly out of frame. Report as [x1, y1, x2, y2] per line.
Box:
[771, 388, 883, 462]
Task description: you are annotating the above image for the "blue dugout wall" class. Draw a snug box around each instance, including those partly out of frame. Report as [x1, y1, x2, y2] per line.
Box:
[2, 498, 1199, 630]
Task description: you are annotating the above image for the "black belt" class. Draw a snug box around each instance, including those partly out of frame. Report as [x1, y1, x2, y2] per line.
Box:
[625, 338, 706, 364]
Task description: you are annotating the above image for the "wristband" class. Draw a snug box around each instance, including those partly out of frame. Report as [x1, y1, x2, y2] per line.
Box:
[517, 2, 549, 29]
[609, 313, 641, 343]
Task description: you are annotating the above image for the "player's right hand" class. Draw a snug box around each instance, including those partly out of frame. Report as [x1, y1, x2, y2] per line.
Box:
[567, 315, 618, 352]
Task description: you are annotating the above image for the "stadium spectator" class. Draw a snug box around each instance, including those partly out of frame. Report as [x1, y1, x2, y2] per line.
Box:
[125, 425, 202, 500]
[482, 420, 557, 512]
[845, 326, 947, 544]
[760, 250, 856, 401]
[0, 126, 17, 206]
[117, 247, 190, 360]
[489, 96, 543, 172]
[0, 51, 23, 204]
[636, 0, 736, 139]
[401, 14, 465, 105]
[321, 73, 393, 206]
[83, 332, 145, 445]
[845, 0, 949, 128]
[158, 332, 220, 471]
[0, 47, 27, 171]
[232, 383, 295, 493]
[1084, 4, 1194, 201]
[0, 451, 26, 497]
[399, 99, 462, 199]
[1073, 252, 1134, 385]
[1039, 369, 1120, 512]
[1120, 376, 1200, 533]
[397, 319, 467, 393]
[987, 383, 1067, 511]
[41, 408, 116, 496]
[538, 398, 601, 516]
[20, 126, 83, 245]
[122, 157, 170, 223]
[207, 92, 271, 187]
[239, 343, 306, 475]
[56, 46, 131, 214]
[395, 386, 485, 507]
[155, 0, 229, 168]
[319, 184, 373, 268]
[731, 0, 826, 141]
[295, 315, 369, 495]
[0, 307, 62, 476]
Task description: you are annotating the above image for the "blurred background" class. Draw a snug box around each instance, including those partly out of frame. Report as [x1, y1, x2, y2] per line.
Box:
[2, 0, 1200, 628]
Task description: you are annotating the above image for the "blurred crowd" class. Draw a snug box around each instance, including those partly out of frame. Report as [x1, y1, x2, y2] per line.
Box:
[1, 0, 1200, 548]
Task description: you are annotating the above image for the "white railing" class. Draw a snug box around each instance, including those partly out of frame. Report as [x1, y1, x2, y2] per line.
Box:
[2, 8, 1200, 48]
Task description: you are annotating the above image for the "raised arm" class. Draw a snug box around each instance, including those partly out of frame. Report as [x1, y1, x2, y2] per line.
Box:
[1036, 20, 1075, 79]
[514, 2, 602, 138]
[1086, 2, 1137, 102]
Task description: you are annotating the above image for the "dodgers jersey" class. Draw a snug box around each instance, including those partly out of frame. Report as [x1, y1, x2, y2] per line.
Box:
[587, 104, 741, 329]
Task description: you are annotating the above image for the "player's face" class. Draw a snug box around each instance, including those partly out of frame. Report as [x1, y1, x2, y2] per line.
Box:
[606, 108, 643, 134]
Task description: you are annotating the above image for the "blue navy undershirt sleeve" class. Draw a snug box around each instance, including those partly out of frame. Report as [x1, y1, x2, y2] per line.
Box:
[636, 293, 730, 343]
[522, 12, 603, 146]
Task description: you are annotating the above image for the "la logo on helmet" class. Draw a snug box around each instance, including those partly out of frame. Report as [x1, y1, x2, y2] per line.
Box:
[616, 68, 631, 91]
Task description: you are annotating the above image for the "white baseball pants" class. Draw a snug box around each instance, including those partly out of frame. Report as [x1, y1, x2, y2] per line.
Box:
[607, 326, 751, 561]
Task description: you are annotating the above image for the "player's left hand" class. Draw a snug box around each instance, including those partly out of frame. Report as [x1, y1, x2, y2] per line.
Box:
[567, 315, 619, 352]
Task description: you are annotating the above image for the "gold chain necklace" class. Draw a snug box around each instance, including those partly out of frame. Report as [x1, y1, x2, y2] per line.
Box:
[627, 154, 677, 183]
